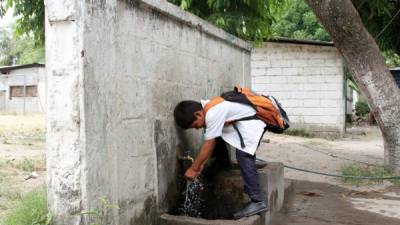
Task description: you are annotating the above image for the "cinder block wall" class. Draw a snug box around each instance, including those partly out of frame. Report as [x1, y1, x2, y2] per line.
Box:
[45, 0, 250, 224]
[251, 42, 345, 137]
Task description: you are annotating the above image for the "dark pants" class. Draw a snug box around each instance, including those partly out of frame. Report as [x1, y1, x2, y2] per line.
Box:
[236, 149, 264, 202]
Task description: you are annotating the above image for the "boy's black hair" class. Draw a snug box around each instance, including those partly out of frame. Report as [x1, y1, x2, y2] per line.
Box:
[174, 100, 202, 129]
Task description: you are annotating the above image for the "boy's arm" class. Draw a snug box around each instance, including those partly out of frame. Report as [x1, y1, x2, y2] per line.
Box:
[184, 139, 216, 180]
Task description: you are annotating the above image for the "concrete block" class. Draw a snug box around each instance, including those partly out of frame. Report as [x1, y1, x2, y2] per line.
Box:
[282, 51, 301, 59]
[268, 50, 284, 59]
[252, 53, 267, 61]
[289, 91, 325, 99]
[270, 76, 288, 83]
[253, 83, 268, 92]
[265, 83, 285, 92]
[306, 75, 325, 83]
[325, 58, 340, 66]
[270, 59, 290, 67]
[281, 99, 303, 107]
[283, 179, 295, 209]
[254, 76, 270, 84]
[303, 83, 322, 91]
[321, 82, 343, 91]
[266, 68, 282, 76]
[321, 67, 340, 75]
[290, 59, 307, 67]
[264, 91, 291, 100]
[287, 75, 305, 83]
[303, 67, 322, 75]
[322, 107, 341, 116]
[324, 75, 342, 83]
[323, 90, 343, 99]
[320, 99, 339, 107]
[302, 115, 339, 124]
[282, 68, 300, 76]
[303, 99, 321, 107]
[252, 69, 267, 76]
[291, 107, 332, 116]
[251, 61, 270, 68]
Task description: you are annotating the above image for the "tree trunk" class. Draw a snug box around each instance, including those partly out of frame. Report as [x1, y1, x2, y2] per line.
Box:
[305, 0, 400, 170]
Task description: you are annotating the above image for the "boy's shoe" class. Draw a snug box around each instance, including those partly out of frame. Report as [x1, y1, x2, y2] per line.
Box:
[233, 201, 268, 219]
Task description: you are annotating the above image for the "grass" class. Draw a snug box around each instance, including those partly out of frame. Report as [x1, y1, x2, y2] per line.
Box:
[284, 128, 315, 138]
[340, 164, 400, 185]
[0, 158, 46, 171]
[0, 171, 22, 219]
[0, 114, 46, 145]
[2, 187, 52, 225]
[6, 158, 46, 172]
[2, 139, 11, 145]
[0, 188, 22, 201]
[0, 158, 46, 218]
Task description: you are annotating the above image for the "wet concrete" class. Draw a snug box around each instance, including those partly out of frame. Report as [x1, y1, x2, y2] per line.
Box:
[159, 214, 263, 225]
[271, 180, 400, 225]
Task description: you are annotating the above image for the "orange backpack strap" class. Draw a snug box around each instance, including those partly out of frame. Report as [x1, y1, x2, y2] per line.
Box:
[235, 85, 255, 96]
[204, 97, 224, 113]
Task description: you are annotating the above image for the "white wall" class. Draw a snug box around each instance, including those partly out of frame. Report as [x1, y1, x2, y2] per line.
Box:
[252, 42, 345, 136]
[45, 0, 250, 224]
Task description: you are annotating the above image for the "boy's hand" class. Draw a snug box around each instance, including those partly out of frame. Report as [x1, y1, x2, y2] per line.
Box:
[184, 166, 201, 180]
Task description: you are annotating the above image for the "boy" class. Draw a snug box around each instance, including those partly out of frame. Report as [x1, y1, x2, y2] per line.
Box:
[173, 98, 268, 219]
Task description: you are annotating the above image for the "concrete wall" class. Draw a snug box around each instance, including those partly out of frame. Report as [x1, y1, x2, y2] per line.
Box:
[45, 0, 250, 224]
[0, 67, 46, 113]
[251, 42, 345, 136]
[0, 90, 5, 110]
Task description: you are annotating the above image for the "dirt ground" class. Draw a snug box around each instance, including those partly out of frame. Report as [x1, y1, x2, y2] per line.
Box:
[258, 126, 389, 189]
[1, 114, 399, 224]
[271, 180, 400, 225]
[257, 126, 400, 224]
[0, 114, 46, 218]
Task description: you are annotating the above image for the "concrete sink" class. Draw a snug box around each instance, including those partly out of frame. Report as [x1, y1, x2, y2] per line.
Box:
[161, 162, 284, 225]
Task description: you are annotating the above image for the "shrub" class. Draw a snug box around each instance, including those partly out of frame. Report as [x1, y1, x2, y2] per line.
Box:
[3, 187, 52, 225]
[355, 101, 370, 117]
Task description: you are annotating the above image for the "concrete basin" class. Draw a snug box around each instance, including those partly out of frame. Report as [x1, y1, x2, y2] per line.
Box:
[161, 162, 284, 225]
[160, 213, 264, 225]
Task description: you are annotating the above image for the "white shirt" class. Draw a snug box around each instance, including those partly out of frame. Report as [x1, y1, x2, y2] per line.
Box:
[201, 99, 266, 155]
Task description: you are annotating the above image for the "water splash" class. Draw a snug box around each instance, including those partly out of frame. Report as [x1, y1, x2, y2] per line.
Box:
[180, 178, 204, 217]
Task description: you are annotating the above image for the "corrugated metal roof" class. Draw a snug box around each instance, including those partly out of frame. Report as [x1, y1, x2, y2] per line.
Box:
[0, 63, 45, 74]
[266, 37, 335, 47]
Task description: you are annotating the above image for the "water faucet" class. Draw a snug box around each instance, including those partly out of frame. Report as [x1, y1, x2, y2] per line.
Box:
[177, 145, 194, 163]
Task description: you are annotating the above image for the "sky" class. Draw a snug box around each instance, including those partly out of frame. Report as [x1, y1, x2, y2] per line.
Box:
[0, 8, 14, 30]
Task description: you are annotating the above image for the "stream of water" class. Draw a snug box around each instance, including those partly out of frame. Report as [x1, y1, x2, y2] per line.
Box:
[180, 178, 205, 217]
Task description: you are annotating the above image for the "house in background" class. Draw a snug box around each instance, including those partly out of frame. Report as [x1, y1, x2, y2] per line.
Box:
[0, 63, 46, 114]
[251, 38, 346, 137]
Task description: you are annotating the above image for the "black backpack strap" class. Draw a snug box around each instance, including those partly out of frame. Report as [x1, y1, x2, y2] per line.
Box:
[232, 123, 245, 148]
[235, 115, 259, 122]
[231, 115, 260, 149]
[257, 128, 268, 147]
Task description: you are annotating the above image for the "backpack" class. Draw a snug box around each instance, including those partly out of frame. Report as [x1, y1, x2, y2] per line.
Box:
[204, 86, 290, 148]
